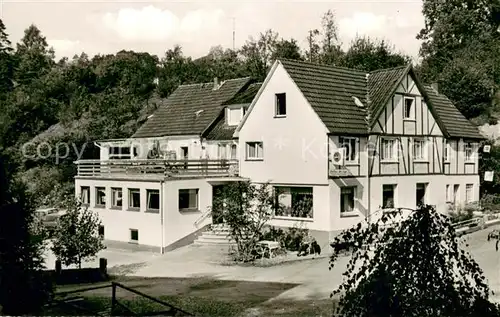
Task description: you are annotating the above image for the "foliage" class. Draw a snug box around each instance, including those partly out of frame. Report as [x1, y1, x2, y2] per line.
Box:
[480, 141, 500, 197]
[448, 204, 475, 223]
[0, 149, 53, 315]
[210, 181, 274, 262]
[329, 205, 500, 317]
[481, 194, 500, 212]
[418, 0, 500, 121]
[51, 198, 106, 269]
[260, 225, 309, 252]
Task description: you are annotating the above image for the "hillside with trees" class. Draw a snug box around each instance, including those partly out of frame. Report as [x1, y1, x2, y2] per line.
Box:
[0, 2, 499, 208]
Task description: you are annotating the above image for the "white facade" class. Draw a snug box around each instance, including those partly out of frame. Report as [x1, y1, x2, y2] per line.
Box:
[75, 61, 482, 251]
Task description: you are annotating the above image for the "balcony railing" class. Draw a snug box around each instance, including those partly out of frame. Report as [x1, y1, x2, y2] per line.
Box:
[75, 159, 239, 178]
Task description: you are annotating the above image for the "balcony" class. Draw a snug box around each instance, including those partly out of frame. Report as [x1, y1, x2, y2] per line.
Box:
[75, 159, 239, 179]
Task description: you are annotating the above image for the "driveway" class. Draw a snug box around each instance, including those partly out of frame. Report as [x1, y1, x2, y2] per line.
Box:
[108, 225, 500, 301]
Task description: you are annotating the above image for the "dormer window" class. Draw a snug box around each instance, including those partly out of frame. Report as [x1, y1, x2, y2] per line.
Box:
[275, 93, 286, 117]
[404, 97, 415, 120]
[226, 106, 244, 126]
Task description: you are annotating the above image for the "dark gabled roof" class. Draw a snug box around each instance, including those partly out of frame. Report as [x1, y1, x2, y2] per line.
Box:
[132, 77, 251, 138]
[204, 114, 238, 140]
[277, 59, 483, 140]
[280, 59, 369, 135]
[223, 83, 262, 105]
[368, 65, 410, 126]
[424, 85, 485, 140]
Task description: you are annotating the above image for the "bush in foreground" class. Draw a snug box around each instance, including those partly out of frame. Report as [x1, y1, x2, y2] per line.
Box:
[329, 205, 500, 317]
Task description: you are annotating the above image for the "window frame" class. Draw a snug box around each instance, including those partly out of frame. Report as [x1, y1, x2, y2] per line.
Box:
[403, 97, 415, 120]
[382, 184, 396, 209]
[111, 188, 123, 209]
[381, 138, 398, 162]
[412, 138, 428, 161]
[130, 229, 139, 243]
[444, 140, 450, 163]
[230, 143, 237, 160]
[146, 189, 160, 212]
[275, 93, 287, 117]
[445, 184, 451, 203]
[465, 184, 474, 203]
[128, 188, 141, 211]
[80, 186, 90, 205]
[95, 187, 106, 207]
[416, 183, 428, 207]
[273, 186, 314, 219]
[245, 141, 264, 160]
[464, 142, 474, 162]
[339, 137, 359, 164]
[178, 189, 199, 211]
[340, 186, 357, 216]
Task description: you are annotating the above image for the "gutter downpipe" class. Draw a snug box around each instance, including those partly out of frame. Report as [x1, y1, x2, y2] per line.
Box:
[160, 180, 165, 254]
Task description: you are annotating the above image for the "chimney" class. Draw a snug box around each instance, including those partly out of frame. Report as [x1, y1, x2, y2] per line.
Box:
[213, 77, 219, 90]
[431, 82, 439, 93]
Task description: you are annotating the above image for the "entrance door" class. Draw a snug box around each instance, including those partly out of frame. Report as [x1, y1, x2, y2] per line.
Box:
[212, 185, 225, 224]
[180, 146, 188, 169]
[416, 183, 427, 207]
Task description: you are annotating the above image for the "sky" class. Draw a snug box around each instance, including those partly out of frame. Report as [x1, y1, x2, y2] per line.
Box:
[0, 0, 426, 61]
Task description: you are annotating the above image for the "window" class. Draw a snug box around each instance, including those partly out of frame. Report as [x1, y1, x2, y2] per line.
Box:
[227, 107, 243, 126]
[230, 144, 237, 159]
[80, 186, 90, 205]
[246, 142, 263, 160]
[218, 144, 227, 159]
[465, 142, 473, 162]
[96, 187, 106, 206]
[465, 184, 473, 203]
[98, 225, 104, 238]
[340, 187, 356, 213]
[179, 189, 199, 210]
[413, 138, 427, 161]
[147, 189, 160, 211]
[109, 146, 131, 159]
[111, 188, 122, 208]
[128, 189, 141, 209]
[274, 186, 313, 218]
[382, 185, 396, 208]
[453, 184, 460, 205]
[381, 138, 398, 161]
[130, 229, 138, 242]
[275, 93, 286, 116]
[416, 183, 427, 207]
[339, 137, 358, 163]
[404, 97, 414, 119]
[444, 140, 450, 162]
[446, 184, 451, 202]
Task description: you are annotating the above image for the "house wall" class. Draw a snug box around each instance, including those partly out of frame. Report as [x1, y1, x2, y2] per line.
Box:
[444, 138, 479, 175]
[238, 62, 330, 185]
[99, 136, 238, 161]
[75, 178, 163, 249]
[162, 178, 213, 249]
[74, 177, 214, 251]
[328, 136, 369, 177]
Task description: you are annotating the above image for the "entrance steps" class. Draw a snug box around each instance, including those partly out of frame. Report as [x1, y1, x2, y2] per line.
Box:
[193, 223, 235, 246]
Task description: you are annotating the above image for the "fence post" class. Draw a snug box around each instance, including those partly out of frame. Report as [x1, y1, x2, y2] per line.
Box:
[99, 258, 107, 276]
[111, 282, 116, 316]
[55, 259, 62, 276]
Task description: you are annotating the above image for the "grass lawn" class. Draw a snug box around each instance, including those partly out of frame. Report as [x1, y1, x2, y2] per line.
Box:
[42, 276, 335, 316]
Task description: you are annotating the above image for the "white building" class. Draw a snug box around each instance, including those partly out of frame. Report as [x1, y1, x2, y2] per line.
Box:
[74, 60, 485, 251]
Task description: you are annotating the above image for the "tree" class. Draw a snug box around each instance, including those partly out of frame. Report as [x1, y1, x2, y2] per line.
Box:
[15, 24, 55, 84]
[320, 9, 343, 65]
[0, 19, 14, 94]
[239, 29, 279, 80]
[0, 149, 52, 315]
[51, 198, 106, 269]
[210, 181, 274, 262]
[272, 38, 303, 61]
[329, 205, 500, 317]
[341, 36, 411, 72]
[305, 29, 321, 62]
